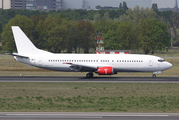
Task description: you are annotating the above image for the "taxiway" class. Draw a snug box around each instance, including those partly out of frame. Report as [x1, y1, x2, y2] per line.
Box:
[0, 76, 178, 83]
[0, 112, 179, 120]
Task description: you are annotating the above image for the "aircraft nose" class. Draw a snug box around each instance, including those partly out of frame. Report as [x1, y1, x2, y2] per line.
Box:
[167, 62, 173, 69]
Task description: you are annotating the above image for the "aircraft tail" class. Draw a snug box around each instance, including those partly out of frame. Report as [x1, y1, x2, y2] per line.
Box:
[12, 26, 39, 55]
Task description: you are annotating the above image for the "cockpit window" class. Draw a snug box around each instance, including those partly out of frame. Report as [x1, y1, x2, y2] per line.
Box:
[158, 59, 165, 62]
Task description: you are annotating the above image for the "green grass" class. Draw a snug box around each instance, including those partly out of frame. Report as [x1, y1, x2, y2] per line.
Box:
[0, 82, 179, 112]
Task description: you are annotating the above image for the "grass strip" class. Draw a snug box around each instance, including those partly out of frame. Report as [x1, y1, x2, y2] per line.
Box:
[0, 82, 179, 112]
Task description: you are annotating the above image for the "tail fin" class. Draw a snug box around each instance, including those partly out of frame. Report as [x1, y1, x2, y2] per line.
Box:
[12, 26, 38, 55]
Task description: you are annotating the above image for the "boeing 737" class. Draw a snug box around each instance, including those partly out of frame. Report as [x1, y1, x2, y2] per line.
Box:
[9, 26, 172, 78]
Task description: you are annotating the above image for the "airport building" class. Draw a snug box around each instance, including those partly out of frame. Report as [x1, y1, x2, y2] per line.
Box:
[0, 0, 11, 9]
[0, 0, 151, 10]
[0, 0, 26, 9]
[0, 0, 62, 10]
[28, 0, 62, 11]
[11, 0, 26, 9]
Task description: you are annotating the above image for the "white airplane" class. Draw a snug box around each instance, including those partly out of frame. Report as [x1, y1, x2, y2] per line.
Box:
[9, 26, 172, 78]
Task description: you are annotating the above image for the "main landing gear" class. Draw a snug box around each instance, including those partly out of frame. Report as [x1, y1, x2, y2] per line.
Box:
[152, 74, 156, 78]
[86, 72, 94, 78]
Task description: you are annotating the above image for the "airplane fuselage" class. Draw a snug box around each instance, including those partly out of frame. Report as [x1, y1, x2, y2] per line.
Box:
[14, 53, 172, 73]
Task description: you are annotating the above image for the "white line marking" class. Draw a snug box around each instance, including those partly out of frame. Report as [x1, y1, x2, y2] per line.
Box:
[6, 114, 169, 117]
[103, 115, 169, 117]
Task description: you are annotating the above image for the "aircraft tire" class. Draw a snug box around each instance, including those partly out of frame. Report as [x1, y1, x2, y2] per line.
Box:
[153, 74, 156, 78]
[90, 73, 94, 78]
[86, 73, 93, 78]
[86, 73, 90, 78]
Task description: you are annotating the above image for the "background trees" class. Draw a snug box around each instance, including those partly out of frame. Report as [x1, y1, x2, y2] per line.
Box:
[117, 22, 136, 50]
[1, 15, 34, 52]
[118, 6, 157, 24]
[77, 20, 95, 53]
[0, 5, 173, 54]
[136, 19, 169, 54]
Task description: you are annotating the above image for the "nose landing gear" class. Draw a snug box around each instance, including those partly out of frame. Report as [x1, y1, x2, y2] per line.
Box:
[152, 74, 156, 78]
[152, 71, 161, 78]
[86, 72, 94, 78]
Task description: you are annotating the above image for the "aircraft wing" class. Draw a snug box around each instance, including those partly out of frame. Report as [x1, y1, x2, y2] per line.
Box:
[63, 62, 98, 72]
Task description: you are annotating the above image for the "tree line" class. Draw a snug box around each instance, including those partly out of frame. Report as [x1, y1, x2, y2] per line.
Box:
[0, 4, 178, 54]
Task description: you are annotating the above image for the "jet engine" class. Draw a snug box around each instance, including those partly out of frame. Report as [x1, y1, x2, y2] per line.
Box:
[98, 66, 114, 75]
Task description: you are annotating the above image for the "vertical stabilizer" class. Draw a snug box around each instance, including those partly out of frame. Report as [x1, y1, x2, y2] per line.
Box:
[12, 26, 38, 55]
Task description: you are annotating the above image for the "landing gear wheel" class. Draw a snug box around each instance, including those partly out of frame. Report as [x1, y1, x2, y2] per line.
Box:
[86, 73, 90, 78]
[89, 73, 93, 78]
[152, 74, 156, 78]
[86, 73, 94, 78]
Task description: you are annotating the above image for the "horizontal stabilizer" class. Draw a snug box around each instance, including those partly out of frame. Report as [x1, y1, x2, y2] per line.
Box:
[6, 53, 29, 59]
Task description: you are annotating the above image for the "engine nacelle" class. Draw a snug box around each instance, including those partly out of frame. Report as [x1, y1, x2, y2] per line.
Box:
[98, 66, 114, 75]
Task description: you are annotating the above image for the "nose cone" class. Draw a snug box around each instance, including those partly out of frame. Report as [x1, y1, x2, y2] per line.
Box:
[167, 62, 173, 69]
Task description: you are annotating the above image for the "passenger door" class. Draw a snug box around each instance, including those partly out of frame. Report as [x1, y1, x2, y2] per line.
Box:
[39, 57, 43, 66]
[149, 58, 153, 66]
